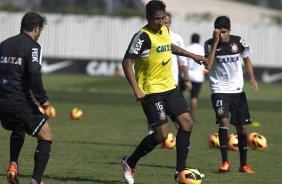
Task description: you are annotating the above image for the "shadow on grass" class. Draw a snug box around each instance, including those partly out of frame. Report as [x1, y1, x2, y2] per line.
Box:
[61, 140, 137, 148]
[0, 174, 125, 184]
[106, 161, 175, 169]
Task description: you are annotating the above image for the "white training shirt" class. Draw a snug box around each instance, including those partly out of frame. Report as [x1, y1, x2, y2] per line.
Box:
[204, 35, 252, 94]
[169, 30, 186, 85]
[180, 43, 205, 83]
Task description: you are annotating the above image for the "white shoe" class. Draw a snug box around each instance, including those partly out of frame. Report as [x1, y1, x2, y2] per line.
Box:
[122, 156, 135, 184]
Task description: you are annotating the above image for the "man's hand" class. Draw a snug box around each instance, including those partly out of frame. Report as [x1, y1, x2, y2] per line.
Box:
[250, 79, 258, 92]
[193, 55, 209, 69]
[41, 101, 50, 110]
[184, 81, 192, 91]
[213, 29, 221, 44]
[134, 89, 145, 102]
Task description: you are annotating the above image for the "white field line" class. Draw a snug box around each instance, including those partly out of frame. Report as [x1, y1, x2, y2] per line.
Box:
[47, 87, 282, 102]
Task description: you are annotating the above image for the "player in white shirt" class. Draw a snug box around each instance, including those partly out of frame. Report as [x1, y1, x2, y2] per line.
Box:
[180, 33, 205, 120]
[163, 12, 186, 86]
[205, 16, 258, 174]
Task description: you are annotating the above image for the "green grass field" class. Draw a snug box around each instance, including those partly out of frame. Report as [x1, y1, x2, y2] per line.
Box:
[0, 74, 281, 184]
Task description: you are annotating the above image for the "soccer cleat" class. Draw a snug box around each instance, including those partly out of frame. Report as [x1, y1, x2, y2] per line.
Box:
[29, 179, 45, 184]
[219, 161, 230, 172]
[7, 162, 19, 184]
[239, 165, 256, 174]
[122, 156, 135, 184]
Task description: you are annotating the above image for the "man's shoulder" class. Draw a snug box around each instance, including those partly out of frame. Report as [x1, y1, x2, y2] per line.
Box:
[229, 35, 242, 43]
[1, 34, 20, 45]
[205, 38, 213, 45]
[20, 33, 41, 48]
[169, 31, 183, 40]
[169, 31, 184, 47]
[133, 29, 150, 41]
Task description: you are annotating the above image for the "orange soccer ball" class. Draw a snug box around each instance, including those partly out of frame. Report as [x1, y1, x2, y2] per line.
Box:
[249, 133, 267, 151]
[248, 132, 259, 146]
[228, 133, 239, 151]
[208, 133, 220, 148]
[178, 168, 202, 184]
[162, 132, 176, 149]
[70, 107, 83, 120]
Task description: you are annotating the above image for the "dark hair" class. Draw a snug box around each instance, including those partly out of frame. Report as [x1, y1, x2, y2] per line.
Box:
[191, 33, 200, 43]
[166, 12, 171, 18]
[214, 16, 230, 29]
[146, 0, 166, 18]
[20, 12, 47, 32]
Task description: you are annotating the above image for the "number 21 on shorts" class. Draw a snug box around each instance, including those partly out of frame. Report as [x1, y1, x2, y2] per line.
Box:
[216, 100, 223, 107]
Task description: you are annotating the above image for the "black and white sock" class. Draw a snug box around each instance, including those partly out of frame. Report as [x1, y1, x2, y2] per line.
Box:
[32, 140, 52, 183]
[127, 133, 159, 168]
[10, 131, 25, 166]
[218, 127, 229, 162]
[176, 129, 191, 172]
[238, 133, 248, 167]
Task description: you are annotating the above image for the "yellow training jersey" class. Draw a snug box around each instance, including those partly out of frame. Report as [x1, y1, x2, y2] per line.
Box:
[126, 26, 175, 94]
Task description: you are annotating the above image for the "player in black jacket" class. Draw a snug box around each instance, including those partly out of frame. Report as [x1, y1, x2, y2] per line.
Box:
[0, 12, 52, 184]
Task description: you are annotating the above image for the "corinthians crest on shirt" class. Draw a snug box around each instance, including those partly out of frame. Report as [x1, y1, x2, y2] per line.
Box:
[230, 43, 238, 53]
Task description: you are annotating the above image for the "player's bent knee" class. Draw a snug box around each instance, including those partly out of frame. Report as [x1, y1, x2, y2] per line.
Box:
[37, 122, 53, 141]
[219, 118, 229, 127]
[180, 122, 193, 132]
[176, 113, 194, 131]
[236, 125, 247, 134]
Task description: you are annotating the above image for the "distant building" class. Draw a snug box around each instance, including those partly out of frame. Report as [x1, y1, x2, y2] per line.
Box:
[141, 0, 282, 24]
[0, 0, 144, 16]
[1, 0, 41, 9]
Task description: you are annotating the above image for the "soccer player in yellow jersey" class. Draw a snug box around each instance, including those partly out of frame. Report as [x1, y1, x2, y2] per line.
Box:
[121, 1, 208, 183]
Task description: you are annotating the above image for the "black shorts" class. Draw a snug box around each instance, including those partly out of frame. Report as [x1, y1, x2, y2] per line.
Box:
[0, 104, 48, 137]
[190, 82, 202, 98]
[141, 88, 189, 128]
[211, 92, 251, 126]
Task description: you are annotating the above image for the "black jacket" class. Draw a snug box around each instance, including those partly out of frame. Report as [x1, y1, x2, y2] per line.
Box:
[0, 32, 48, 112]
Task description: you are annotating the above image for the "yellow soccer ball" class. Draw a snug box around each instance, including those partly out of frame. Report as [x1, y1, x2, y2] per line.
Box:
[228, 134, 239, 151]
[248, 132, 259, 147]
[208, 133, 220, 148]
[178, 168, 202, 184]
[70, 107, 83, 120]
[250, 134, 267, 151]
[162, 133, 176, 149]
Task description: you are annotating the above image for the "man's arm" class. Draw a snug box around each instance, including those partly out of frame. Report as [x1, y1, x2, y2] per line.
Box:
[205, 29, 220, 70]
[243, 57, 258, 92]
[122, 57, 145, 101]
[171, 43, 208, 69]
[28, 46, 49, 108]
[180, 65, 192, 90]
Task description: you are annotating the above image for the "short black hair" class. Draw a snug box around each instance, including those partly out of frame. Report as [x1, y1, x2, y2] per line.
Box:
[214, 16, 230, 29]
[20, 12, 47, 32]
[191, 33, 200, 43]
[146, 0, 166, 18]
[166, 12, 171, 19]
